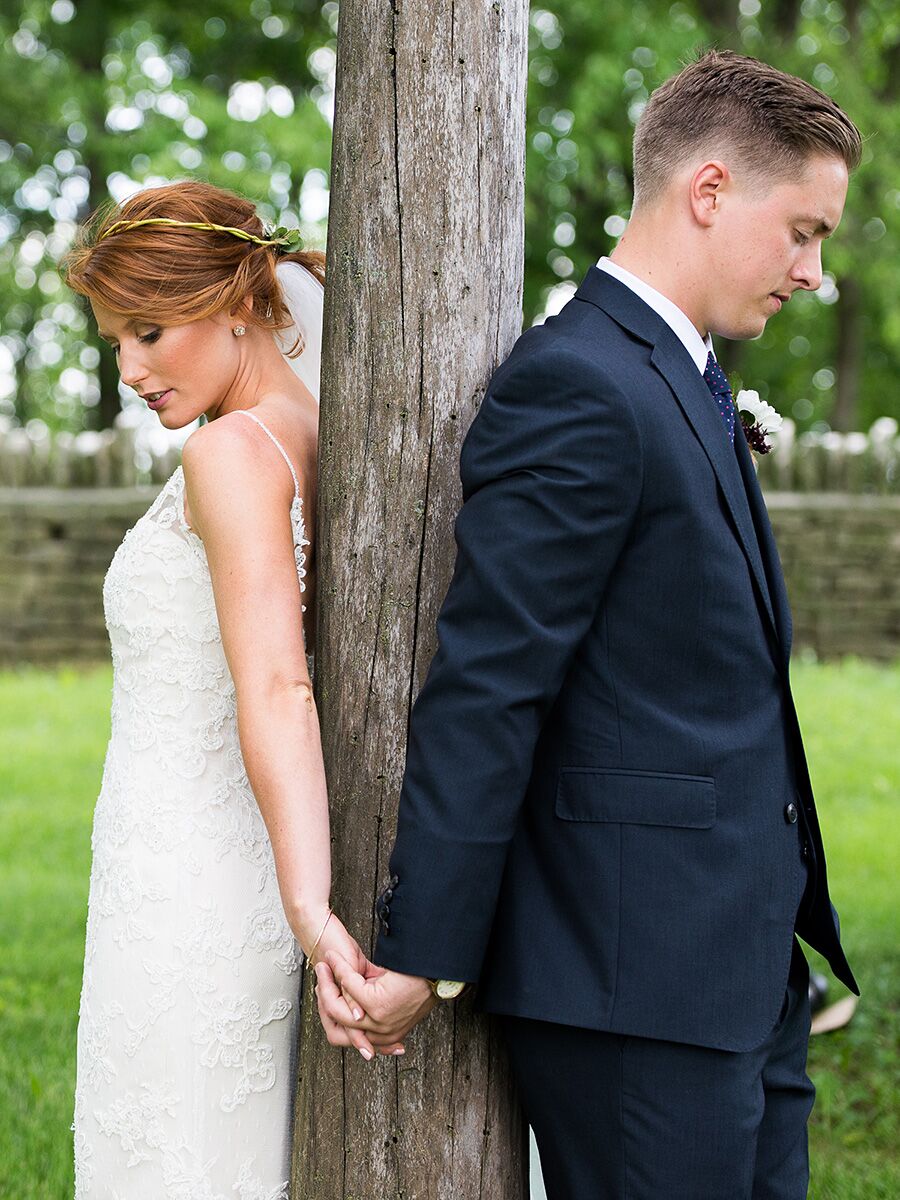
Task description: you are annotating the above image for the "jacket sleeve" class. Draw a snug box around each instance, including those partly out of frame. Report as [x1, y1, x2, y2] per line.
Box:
[373, 345, 643, 980]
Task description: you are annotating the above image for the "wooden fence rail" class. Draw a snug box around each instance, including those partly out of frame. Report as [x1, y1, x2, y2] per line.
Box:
[0, 415, 181, 488]
[755, 416, 899, 494]
[1, 414, 897, 492]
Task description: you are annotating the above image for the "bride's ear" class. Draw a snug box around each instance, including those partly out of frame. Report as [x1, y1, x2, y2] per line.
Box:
[228, 295, 255, 326]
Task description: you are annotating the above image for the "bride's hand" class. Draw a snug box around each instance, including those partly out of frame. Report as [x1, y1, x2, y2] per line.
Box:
[308, 911, 365, 977]
[298, 909, 405, 1059]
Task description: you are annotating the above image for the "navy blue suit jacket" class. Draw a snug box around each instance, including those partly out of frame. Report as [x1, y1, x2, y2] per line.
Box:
[374, 268, 857, 1052]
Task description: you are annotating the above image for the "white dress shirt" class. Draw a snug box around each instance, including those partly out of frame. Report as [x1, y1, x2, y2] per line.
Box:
[597, 256, 714, 375]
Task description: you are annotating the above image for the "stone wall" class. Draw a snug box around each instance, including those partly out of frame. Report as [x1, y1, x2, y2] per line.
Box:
[766, 493, 900, 662]
[0, 488, 898, 665]
[0, 487, 157, 664]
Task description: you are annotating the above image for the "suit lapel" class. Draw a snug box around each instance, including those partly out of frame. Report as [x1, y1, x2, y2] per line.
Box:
[649, 337, 779, 643]
[575, 266, 781, 646]
[734, 429, 793, 665]
[648, 338, 782, 643]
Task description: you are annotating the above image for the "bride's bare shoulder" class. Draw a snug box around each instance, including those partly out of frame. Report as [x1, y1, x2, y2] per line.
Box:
[181, 412, 302, 535]
[181, 411, 269, 474]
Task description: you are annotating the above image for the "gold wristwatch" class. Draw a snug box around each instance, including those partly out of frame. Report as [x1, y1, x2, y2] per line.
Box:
[426, 979, 467, 1001]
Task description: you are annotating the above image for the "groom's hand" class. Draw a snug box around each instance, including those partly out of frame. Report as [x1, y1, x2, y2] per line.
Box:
[316, 951, 436, 1056]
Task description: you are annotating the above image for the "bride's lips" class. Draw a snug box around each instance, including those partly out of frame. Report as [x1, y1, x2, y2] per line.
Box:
[143, 389, 172, 411]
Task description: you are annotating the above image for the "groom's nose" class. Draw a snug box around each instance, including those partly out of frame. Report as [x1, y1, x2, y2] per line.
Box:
[791, 241, 824, 293]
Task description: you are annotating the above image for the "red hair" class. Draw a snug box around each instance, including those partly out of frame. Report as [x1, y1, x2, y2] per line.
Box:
[64, 180, 324, 355]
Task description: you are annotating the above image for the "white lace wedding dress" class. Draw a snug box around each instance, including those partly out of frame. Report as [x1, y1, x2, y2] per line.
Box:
[73, 413, 310, 1200]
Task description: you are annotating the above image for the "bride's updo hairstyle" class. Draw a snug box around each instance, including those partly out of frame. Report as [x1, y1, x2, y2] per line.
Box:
[64, 180, 324, 356]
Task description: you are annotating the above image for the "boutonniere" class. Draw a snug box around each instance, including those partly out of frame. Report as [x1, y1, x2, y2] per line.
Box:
[734, 389, 784, 456]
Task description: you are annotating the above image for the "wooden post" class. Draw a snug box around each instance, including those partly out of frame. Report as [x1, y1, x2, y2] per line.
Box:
[291, 2, 530, 1197]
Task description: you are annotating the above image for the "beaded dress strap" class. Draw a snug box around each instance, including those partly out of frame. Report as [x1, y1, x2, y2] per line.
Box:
[235, 409, 302, 504]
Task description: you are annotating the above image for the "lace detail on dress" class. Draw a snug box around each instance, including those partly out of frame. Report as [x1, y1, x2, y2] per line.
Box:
[74, 462, 301, 1198]
[90, 1078, 289, 1200]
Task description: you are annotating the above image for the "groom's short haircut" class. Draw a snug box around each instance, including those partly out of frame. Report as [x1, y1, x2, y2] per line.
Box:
[632, 49, 862, 209]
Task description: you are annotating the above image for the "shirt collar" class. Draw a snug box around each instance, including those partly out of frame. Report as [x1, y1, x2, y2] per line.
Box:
[597, 257, 714, 375]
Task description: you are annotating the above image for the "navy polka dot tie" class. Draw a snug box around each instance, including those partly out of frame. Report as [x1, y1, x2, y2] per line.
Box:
[703, 352, 735, 444]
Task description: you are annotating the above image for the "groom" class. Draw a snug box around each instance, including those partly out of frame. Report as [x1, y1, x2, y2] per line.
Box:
[318, 50, 862, 1198]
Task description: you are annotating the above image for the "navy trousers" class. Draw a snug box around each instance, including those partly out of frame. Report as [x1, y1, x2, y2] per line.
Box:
[501, 940, 813, 1200]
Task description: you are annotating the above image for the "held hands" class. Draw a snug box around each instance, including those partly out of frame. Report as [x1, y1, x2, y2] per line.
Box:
[296, 902, 438, 1059]
[315, 951, 437, 1060]
[294, 907, 387, 1061]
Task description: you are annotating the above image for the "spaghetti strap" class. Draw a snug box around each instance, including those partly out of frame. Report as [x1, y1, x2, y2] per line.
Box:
[235, 409, 302, 502]
[232, 408, 310, 612]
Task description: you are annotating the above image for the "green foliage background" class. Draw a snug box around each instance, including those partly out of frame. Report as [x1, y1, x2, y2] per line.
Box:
[1, 1, 898, 433]
[0, 0, 335, 429]
[524, 1, 900, 435]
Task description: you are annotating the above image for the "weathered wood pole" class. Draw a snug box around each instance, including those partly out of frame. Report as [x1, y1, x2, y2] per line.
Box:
[291, 2, 530, 1197]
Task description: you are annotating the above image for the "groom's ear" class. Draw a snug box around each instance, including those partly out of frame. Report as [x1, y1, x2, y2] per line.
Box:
[690, 160, 730, 228]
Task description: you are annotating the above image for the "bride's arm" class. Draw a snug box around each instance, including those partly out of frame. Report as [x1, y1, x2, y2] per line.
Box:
[182, 417, 392, 1057]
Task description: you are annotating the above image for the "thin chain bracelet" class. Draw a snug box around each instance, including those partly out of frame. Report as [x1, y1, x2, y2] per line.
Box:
[305, 907, 334, 970]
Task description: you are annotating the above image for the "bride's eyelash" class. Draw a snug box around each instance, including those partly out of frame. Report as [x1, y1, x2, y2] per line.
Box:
[107, 330, 160, 354]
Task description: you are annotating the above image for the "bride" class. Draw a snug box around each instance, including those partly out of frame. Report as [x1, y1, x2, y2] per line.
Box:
[65, 181, 392, 1199]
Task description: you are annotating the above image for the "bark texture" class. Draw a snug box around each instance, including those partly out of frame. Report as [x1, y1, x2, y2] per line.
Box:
[291, 2, 530, 1198]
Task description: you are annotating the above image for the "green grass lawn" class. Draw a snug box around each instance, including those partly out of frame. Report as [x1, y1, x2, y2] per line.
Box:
[0, 660, 897, 1198]
[0, 667, 112, 1200]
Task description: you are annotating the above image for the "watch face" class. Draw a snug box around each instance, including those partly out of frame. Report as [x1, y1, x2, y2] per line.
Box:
[435, 979, 466, 1000]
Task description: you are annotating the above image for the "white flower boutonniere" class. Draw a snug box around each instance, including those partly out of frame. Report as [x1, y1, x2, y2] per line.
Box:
[735, 389, 783, 456]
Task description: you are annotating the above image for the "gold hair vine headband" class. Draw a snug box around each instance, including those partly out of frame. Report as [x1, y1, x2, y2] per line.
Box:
[97, 217, 303, 253]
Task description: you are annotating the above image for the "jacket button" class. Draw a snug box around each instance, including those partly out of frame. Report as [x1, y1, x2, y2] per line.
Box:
[390, 874, 399, 887]
[785, 802, 799, 824]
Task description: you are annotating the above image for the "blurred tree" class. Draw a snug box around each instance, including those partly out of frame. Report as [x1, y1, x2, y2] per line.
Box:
[523, 0, 900, 432]
[0, 0, 334, 429]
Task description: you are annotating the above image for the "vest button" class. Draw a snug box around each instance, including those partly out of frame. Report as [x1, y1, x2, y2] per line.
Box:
[785, 802, 799, 825]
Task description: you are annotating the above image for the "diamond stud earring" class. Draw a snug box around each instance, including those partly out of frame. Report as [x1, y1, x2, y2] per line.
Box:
[233, 325, 247, 337]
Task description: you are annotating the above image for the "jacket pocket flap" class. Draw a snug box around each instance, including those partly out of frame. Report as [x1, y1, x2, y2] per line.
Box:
[555, 767, 716, 828]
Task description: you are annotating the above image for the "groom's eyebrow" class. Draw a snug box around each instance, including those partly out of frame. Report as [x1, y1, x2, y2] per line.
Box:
[797, 214, 835, 236]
